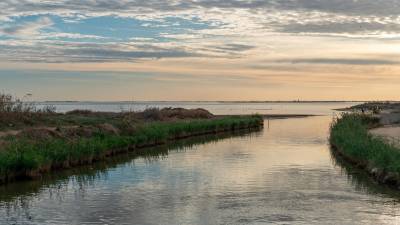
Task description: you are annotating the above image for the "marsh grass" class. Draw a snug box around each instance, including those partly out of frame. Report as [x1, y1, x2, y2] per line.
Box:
[330, 113, 400, 175]
[0, 115, 263, 183]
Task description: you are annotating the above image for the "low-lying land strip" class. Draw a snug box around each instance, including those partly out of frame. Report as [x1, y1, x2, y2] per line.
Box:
[330, 103, 400, 188]
[337, 101, 400, 112]
[217, 114, 317, 119]
[0, 100, 263, 184]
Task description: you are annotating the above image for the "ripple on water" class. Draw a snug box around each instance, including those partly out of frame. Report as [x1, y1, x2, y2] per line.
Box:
[1, 116, 400, 225]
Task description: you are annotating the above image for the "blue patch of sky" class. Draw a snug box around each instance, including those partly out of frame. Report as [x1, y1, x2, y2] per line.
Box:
[0, 36, 12, 41]
[2, 14, 215, 42]
[5, 14, 41, 24]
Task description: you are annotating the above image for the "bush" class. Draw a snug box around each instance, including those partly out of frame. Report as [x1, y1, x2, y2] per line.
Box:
[142, 108, 163, 120]
[66, 109, 93, 115]
[0, 93, 56, 128]
[0, 94, 35, 113]
[136, 107, 214, 121]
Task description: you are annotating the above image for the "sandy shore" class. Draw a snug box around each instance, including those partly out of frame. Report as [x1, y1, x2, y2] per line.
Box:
[370, 126, 400, 147]
[357, 103, 400, 145]
[370, 126, 400, 138]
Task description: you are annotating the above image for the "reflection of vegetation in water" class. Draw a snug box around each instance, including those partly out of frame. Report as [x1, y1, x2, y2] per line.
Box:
[329, 148, 400, 200]
[0, 128, 262, 205]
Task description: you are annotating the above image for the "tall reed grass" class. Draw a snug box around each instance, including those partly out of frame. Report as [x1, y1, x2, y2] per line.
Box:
[330, 113, 400, 177]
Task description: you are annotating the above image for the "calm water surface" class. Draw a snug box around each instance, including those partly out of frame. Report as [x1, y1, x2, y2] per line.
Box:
[37, 101, 357, 115]
[1, 104, 400, 224]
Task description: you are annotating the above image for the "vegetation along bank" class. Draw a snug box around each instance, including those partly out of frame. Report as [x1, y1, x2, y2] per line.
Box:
[330, 112, 400, 188]
[0, 94, 263, 184]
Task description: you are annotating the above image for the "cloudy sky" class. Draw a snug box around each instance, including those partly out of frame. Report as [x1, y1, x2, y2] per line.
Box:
[1, 0, 400, 101]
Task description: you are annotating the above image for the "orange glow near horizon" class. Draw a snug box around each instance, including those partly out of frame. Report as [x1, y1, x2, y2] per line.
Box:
[1, 2, 400, 101]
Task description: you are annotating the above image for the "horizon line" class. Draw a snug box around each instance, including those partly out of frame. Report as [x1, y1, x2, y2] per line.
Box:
[31, 100, 396, 103]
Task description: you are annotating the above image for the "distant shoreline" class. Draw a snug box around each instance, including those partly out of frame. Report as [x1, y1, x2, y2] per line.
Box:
[217, 114, 319, 119]
[35, 100, 368, 104]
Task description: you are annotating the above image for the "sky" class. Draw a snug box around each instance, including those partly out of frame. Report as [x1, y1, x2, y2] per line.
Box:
[1, 0, 400, 101]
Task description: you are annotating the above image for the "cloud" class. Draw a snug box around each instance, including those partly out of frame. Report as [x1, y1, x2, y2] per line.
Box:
[1, 0, 400, 64]
[2, 1, 400, 37]
[43, 32, 106, 40]
[2, 0, 400, 17]
[271, 58, 400, 65]
[280, 21, 400, 35]
[0, 41, 202, 63]
[213, 44, 255, 52]
[0, 17, 53, 38]
[271, 0, 400, 17]
[62, 47, 200, 61]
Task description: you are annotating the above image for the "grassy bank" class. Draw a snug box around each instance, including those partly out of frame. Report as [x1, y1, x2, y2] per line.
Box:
[0, 130, 257, 202]
[0, 115, 263, 184]
[330, 113, 400, 187]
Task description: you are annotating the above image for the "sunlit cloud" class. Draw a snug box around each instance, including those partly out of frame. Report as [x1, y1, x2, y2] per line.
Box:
[271, 58, 400, 65]
[1, 0, 400, 100]
[0, 16, 53, 38]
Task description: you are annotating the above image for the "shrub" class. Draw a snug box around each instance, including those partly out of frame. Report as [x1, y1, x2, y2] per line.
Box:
[66, 109, 93, 115]
[0, 94, 56, 128]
